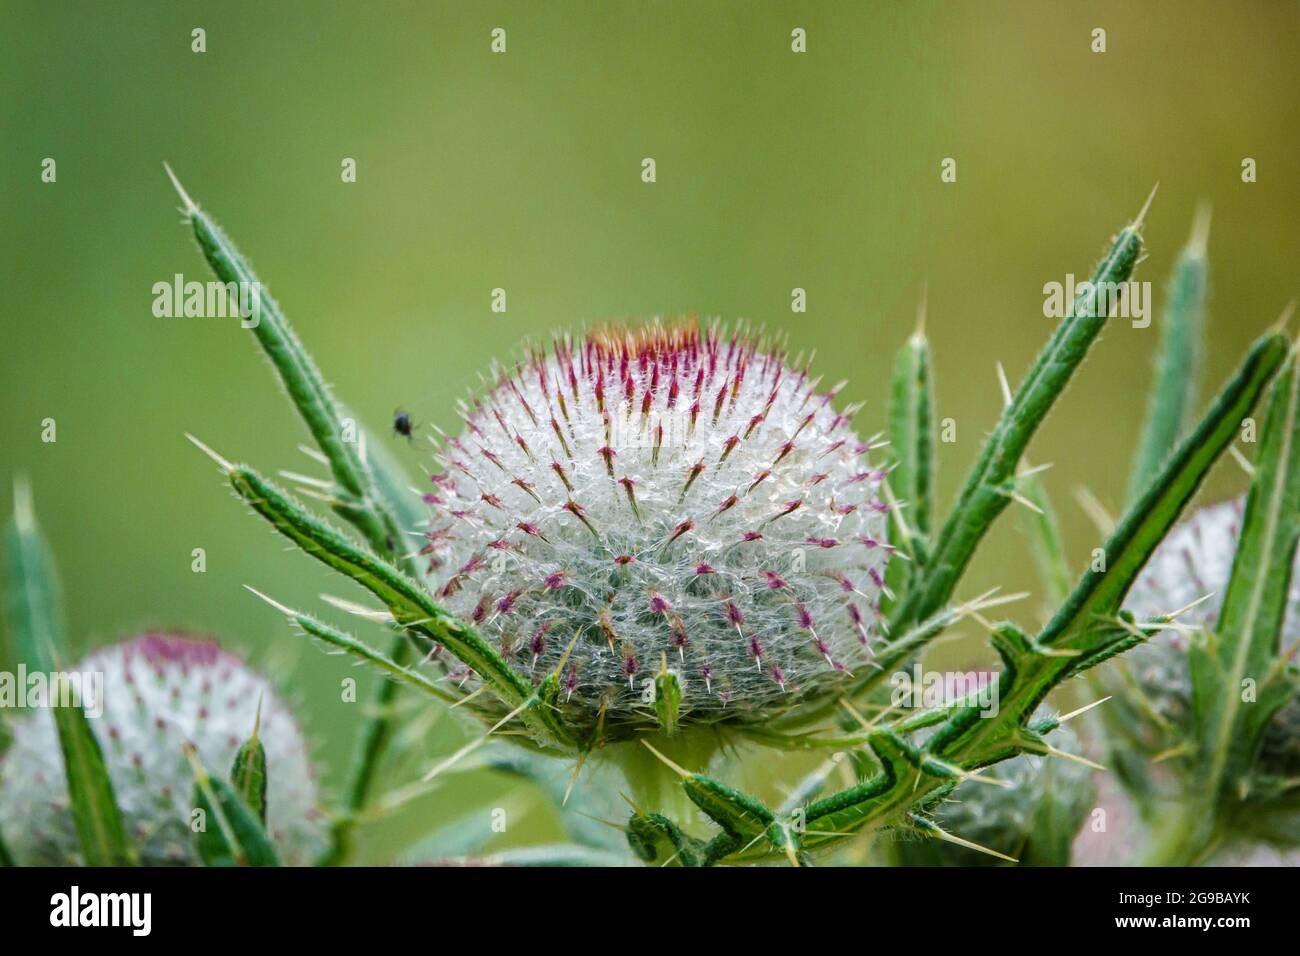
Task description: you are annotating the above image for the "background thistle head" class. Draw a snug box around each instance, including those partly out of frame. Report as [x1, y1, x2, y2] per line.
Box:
[1120, 496, 1300, 778]
[0, 633, 325, 866]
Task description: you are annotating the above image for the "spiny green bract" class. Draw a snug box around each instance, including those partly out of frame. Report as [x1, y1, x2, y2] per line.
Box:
[885, 722, 1094, 866]
[0, 634, 325, 866]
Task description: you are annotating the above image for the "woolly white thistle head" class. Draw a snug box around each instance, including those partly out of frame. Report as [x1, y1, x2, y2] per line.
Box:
[1124, 497, 1300, 776]
[419, 323, 894, 739]
[0, 634, 325, 866]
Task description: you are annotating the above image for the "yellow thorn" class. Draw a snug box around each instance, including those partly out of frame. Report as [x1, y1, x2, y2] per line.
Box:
[995, 362, 1013, 408]
[1007, 490, 1044, 515]
[838, 698, 872, 730]
[162, 161, 197, 212]
[640, 739, 691, 779]
[319, 593, 392, 622]
[298, 444, 330, 466]
[868, 700, 904, 728]
[1133, 182, 1159, 230]
[1270, 299, 1296, 338]
[12, 475, 34, 532]
[965, 589, 1031, 613]
[618, 791, 647, 816]
[879, 478, 917, 547]
[914, 283, 928, 339]
[572, 810, 627, 833]
[1057, 696, 1111, 724]
[1228, 444, 1257, 478]
[1188, 201, 1212, 257]
[1044, 744, 1107, 772]
[1073, 484, 1115, 536]
[180, 740, 206, 777]
[927, 823, 1019, 863]
[552, 631, 581, 678]
[930, 758, 1010, 789]
[1152, 742, 1191, 764]
[448, 685, 486, 710]
[251, 692, 263, 741]
[1036, 645, 1082, 658]
[280, 470, 334, 490]
[1017, 460, 1054, 480]
[422, 699, 530, 782]
[243, 584, 298, 617]
[562, 751, 589, 806]
[186, 432, 235, 473]
[1165, 591, 1217, 621]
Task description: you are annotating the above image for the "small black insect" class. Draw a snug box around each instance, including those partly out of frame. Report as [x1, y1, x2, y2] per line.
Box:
[392, 408, 416, 441]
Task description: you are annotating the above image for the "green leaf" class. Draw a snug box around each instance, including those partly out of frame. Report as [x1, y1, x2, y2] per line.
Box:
[888, 318, 936, 548]
[939, 333, 1284, 749]
[167, 170, 430, 863]
[205, 454, 573, 748]
[1211, 346, 1300, 675]
[230, 703, 268, 825]
[777, 756, 843, 814]
[51, 692, 134, 866]
[684, 773, 774, 841]
[188, 744, 280, 867]
[761, 332, 1286, 861]
[627, 811, 710, 865]
[798, 729, 915, 841]
[7, 483, 133, 866]
[269, 602, 460, 705]
[893, 207, 1148, 629]
[641, 742, 772, 842]
[940, 333, 1286, 756]
[1196, 344, 1300, 793]
[1041, 332, 1288, 647]
[1126, 207, 1210, 505]
[168, 170, 405, 561]
[5, 478, 63, 673]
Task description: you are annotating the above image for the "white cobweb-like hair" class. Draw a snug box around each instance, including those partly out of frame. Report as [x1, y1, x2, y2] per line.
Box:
[415, 323, 895, 735]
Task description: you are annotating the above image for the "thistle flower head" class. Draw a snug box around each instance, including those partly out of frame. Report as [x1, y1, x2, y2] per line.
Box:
[1124, 497, 1300, 775]
[0, 634, 325, 866]
[422, 323, 893, 738]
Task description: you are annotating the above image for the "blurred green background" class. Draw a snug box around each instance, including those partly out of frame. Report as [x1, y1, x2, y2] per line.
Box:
[2, 1, 1297, 861]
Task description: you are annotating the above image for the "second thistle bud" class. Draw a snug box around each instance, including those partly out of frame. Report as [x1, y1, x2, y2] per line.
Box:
[0, 634, 325, 866]
[1123, 497, 1300, 778]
